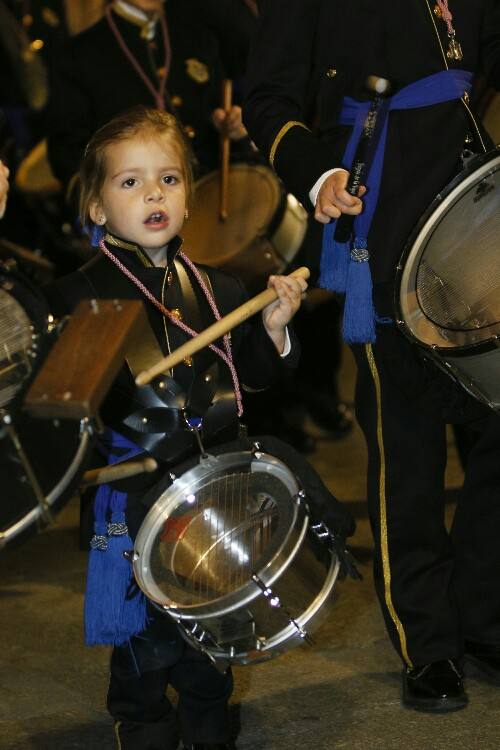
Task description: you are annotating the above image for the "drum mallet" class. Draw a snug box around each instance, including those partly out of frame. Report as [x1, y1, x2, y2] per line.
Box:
[219, 78, 232, 222]
[80, 457, 158, 488]
[135, 266, 310, 386]
[333, 75, 392, 243]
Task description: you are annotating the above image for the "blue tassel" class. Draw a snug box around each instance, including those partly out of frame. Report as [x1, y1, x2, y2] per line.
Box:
[319, 223, 349, 293]
[85, 223, 105, 248]
[342, 238, 376, 344]
[84, 486, 113, 645]
[107, 492, 148, 645]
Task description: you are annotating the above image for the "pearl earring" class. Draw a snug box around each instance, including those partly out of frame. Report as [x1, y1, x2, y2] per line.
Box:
[184, 209, 189, 220]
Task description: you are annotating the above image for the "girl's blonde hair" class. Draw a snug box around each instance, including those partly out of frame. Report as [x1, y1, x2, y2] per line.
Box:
[79, 106, 194, 228]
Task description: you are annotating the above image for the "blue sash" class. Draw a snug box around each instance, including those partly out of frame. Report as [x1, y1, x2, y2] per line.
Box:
[84, 430, 148, 646]
[319, 69, 474, 343]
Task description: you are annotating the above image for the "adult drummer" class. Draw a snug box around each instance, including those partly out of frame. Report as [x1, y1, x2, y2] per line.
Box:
[46, 0, 255, 201]
[244, 1, 500, 713]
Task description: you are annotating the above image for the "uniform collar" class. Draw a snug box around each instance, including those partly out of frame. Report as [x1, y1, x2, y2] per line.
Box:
[112, 0, 161, 40]
[104, 231, 182, 268]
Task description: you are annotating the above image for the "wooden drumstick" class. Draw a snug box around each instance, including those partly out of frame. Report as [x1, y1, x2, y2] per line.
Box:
[219, 79, 232, 222]
[136, 266, 310, 386]
[80, 456, 158, 487]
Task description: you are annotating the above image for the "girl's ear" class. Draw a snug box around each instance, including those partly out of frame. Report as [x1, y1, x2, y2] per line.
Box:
[89, 201, 106, 225]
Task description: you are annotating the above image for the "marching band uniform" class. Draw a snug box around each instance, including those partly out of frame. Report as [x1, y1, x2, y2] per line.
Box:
[244, 0, 500, 711]
[47, 232, 355, 748]
[46, 0, 255, 198]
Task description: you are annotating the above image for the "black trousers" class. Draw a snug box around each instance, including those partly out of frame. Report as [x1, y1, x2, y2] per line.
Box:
[107, 614, 233, 750]
[351, 324, 500, 668]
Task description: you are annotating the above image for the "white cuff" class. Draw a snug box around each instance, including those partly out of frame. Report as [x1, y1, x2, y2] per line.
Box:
[309, 167, 347, 207]
[280, 327, 292, 358]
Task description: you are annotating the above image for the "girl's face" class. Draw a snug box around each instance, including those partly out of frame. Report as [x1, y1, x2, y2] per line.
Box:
[92, 133, 187, 253]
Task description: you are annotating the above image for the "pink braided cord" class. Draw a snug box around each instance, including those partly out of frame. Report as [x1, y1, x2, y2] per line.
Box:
[105, 5, 171, 110]
[98, 240, 243, 415]
[436, 0, 454, 35]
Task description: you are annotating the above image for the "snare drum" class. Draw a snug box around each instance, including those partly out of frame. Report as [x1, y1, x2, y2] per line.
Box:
[181, 164, 308, 293]
[396, 148, 500, 410]
[133, 443, 340, 665]
[0, 263, 92, 548]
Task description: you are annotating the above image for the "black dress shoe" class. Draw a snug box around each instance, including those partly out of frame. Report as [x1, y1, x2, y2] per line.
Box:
[402, 659, 468, 713]
[465, 640, 500, 685]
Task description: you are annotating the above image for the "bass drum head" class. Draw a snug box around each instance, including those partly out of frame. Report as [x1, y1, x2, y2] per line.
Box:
[181, 164, 283, 267]
[133, 450, 302, 618]
[397, 149, 500, 350]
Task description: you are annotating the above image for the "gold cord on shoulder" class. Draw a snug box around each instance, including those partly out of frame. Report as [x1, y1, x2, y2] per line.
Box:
[269, 121, 310, 167]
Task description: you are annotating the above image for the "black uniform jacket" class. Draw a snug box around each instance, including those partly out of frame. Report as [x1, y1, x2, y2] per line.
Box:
[46, 1, 254, 192]
[46, 233, 299, 454]
[243, 0, 500, 286]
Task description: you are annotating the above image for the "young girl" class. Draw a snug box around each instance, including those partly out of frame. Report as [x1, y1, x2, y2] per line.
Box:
[47, 106, 308, 750]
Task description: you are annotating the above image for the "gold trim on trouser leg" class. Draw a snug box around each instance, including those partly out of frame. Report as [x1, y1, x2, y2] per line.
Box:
[269, 121, 310, 167]
[114, 720, 122, 750]
[365, 343, 413, 667]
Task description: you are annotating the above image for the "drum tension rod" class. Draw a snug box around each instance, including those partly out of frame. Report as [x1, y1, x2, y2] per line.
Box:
[251, 573, 314, 645]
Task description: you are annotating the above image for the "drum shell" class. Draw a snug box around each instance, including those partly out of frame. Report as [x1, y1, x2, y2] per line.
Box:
[0, 264, 93, 548]
[181, 164, 308, 293]
[171, 528, 339, 665]
[395, 149, 500, 412]
[133, 449, 340, 665]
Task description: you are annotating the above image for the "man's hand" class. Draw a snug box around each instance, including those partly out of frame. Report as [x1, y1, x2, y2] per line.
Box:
[314, 169, 366, 224]
[211, 105, 247, 141]
[0, 161, 10, 219]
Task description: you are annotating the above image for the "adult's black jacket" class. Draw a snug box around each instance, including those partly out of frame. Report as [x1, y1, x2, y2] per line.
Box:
[243, 0, 500, 284]
[46, 1, 255, 193]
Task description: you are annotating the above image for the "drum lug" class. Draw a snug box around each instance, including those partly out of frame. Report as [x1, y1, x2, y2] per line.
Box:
[122, 549, 138, 563]
[295, 489, 307, 505]
[310, 521, 332, 540]
[251, 441, 263, 458]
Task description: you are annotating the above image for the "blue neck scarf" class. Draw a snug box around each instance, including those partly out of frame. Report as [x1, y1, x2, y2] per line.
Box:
[319, 69, 474, 343]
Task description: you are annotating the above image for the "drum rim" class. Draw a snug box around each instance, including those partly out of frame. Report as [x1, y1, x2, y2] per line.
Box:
[133, 449, 308, 618]
[395, 147, 500, 352]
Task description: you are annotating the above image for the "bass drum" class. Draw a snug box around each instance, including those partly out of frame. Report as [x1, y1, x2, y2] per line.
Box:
[181, 164, 308, 294]
[0, 262, 93, 549]
[396, 148, 500, 410]
[133, 444, 340, 665]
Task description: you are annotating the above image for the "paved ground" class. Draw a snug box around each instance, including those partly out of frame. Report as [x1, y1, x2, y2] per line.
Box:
[1, 348, 499, 750]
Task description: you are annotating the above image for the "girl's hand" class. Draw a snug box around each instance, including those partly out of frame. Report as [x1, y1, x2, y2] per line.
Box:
[262, 274, 307, 354]
[0, 161, 10, 219]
